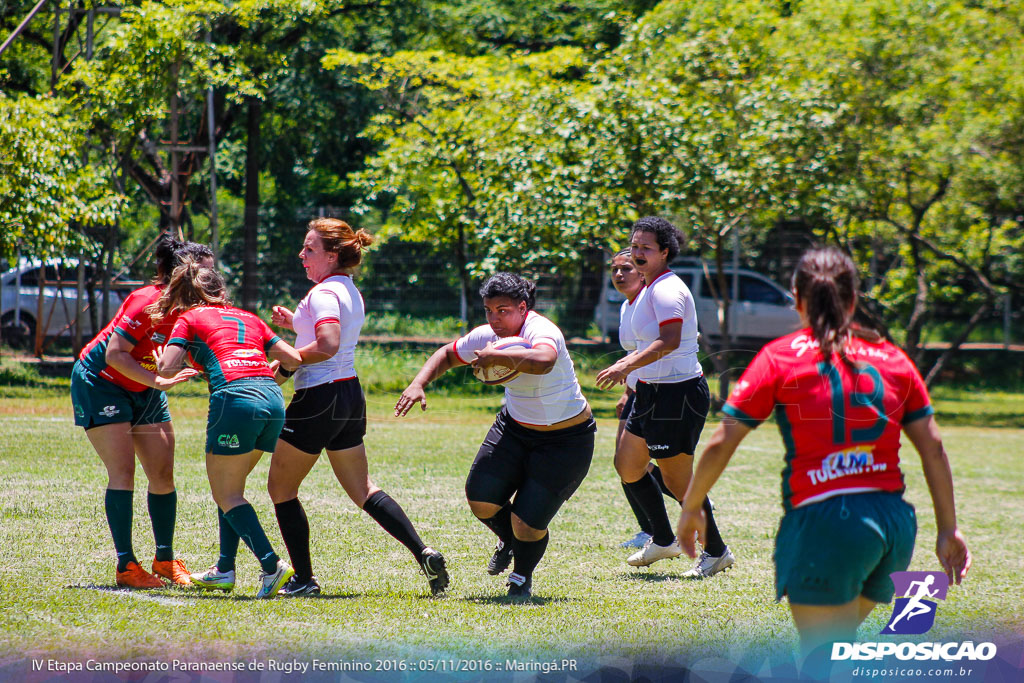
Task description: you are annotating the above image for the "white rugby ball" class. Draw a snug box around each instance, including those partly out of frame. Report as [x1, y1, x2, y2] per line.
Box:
[472, 336, 533, 385]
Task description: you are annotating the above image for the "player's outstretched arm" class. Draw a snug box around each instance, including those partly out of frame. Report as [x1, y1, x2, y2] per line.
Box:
[395, 343, 459, 417]
[903, 415, 972, 585]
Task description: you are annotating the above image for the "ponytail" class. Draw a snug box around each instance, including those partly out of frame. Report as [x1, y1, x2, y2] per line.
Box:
[792, 248, 859, 364]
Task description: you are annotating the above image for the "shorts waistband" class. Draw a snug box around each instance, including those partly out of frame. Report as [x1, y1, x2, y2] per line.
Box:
[221, 376, 279, 388]
[638, 374, 704, 386]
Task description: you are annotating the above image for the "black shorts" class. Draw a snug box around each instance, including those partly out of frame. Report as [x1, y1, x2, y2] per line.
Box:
[466, 409, 595, 530]
[624, 375, 710, 458]
[278, 378, 367, 454]
[619, 390, 636, 422]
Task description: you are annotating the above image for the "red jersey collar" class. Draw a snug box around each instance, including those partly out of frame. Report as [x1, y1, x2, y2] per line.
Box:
[318, 272, 351, 283]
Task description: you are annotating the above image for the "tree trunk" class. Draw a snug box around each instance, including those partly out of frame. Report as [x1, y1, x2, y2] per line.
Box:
[903, 238, 930, 367]
[242, 96, 261, 310]
[455, 224, 472, 331]
[923, 301, 993, 387]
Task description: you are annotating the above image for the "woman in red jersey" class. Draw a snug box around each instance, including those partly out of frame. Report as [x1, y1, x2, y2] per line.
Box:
[152, 262, 302, 599]
[677, 247, 971, 659]
[71, 235, 212, 589]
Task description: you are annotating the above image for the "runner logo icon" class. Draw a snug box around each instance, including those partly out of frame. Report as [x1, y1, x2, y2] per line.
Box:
[881, 571, 949, 635]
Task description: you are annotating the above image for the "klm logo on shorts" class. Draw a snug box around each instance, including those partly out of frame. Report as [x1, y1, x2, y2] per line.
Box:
[881, 571, 948, 635]
[217, 434, 240, 449]
[100, 405, 120, 418]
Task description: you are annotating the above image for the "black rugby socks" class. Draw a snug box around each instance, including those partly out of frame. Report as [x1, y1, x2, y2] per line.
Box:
[362, 490, 427, 559]
[702, 495, 727, 557]
[105, 489, 136, 572]
[649, 465, 678, 501]
[478, 501, 514, 545]
[275, 498, 313, 581]
[623, 472, 675, 546]
[622, 482, 654, 536]
[147, 490, 177, 562]
[511, 531, 549, 580]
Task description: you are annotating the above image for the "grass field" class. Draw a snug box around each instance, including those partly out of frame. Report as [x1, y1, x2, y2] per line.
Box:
[1, 369, 1022, 678]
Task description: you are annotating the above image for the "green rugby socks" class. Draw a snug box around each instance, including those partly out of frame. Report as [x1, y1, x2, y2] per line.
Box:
[105, 489, 136, 572]
[147, 490, 177, 562]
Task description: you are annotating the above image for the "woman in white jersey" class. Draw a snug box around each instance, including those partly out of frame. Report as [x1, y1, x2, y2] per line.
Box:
[262, 218, 448, 597]
[396, 273, 595, 600]
[608, 249, 678, 549]
[596, 217, 733, 577]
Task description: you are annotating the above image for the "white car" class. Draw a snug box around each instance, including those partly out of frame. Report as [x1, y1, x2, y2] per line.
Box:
[595, 258, 801, 345]
[0, 259, 140, 345]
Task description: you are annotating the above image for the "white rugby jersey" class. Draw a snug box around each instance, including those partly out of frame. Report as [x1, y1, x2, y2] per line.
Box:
[630, 270, 703, 383]
[292, 274, 363, 389]
[454, 311, 587, 426]
[618, 294, 641, 391]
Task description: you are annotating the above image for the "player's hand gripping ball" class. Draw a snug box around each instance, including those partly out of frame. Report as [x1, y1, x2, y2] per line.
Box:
[472, 336, 532, 385]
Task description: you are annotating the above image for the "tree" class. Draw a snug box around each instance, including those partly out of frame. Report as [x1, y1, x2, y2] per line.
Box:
[0, 93, 121, 261]
[781, 0, 1024, 382]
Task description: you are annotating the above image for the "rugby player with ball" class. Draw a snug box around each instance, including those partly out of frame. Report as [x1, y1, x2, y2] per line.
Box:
[396, 273, 595, 600]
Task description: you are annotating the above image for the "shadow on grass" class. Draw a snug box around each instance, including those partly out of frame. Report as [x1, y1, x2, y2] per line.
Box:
[66, 584, 363, 601]
[460, 593, 573, 606]
[621, 571, 690, 583]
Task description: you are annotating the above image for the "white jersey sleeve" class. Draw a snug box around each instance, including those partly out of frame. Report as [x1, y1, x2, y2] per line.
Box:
[619, 298, 640, 390]
[631, 272, 702, 383]
[453, 324, 499, 365]
[292, 275, 364, 389]
[454, 312, 587, 426]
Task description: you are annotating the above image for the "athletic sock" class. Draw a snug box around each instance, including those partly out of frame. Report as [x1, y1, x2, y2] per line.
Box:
[105, 489, 136, 572]
[622, 481, 654, 536]
[702, 495, 727, 557]
[223, 503, 279, 574]
[275, 498, 313, 581]
[362, 490, 426, 559]
[649, 465, 678, 501]
[216, 507, 239, 573]
[510, 531, 549, 580]
[479, 501, 514, 545]
[147, 490, 177, 562]
[623, 472, 675, 546]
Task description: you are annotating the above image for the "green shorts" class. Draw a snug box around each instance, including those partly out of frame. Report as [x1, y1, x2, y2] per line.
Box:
[71, 360, 171, 429]
[206, 378, 285, 455]
[774, 491, 916, 605]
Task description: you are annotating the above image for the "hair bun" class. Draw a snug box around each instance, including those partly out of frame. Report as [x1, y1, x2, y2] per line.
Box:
[356, 229, 375, 248]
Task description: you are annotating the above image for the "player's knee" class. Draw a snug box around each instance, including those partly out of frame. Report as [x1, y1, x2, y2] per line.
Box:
[614, 455, 646, 482]
[267, 477, 297, 504]
[511, 513, 546, 541]
[467, 499, 501, 519]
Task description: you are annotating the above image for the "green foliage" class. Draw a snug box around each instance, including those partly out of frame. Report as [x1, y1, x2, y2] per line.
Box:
[0, 354, 43, 387]
[0, 93, 122, 260]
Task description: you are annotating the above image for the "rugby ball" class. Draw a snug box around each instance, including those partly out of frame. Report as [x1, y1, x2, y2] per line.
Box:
[472, 336, 532, 385]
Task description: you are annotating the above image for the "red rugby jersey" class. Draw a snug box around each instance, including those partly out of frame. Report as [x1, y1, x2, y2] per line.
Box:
[723, 328, 934, 511]
[167, 306, 281, 392]
[79, 285, 178, 392]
